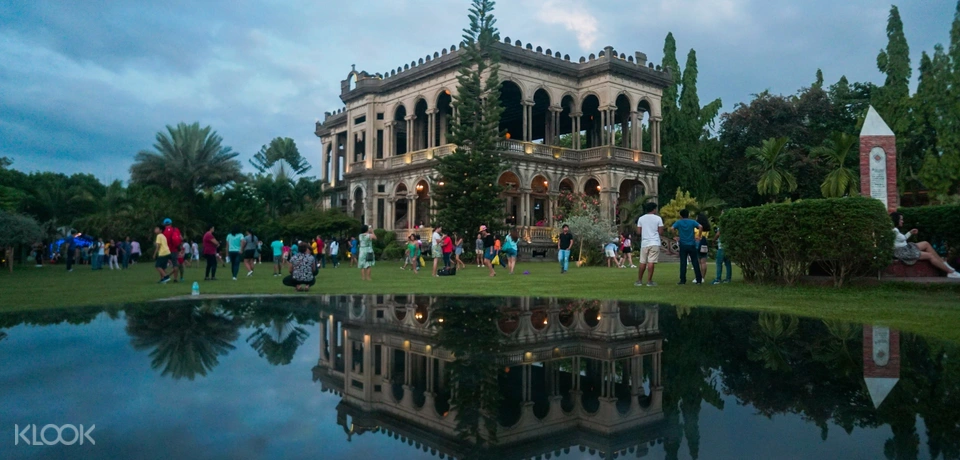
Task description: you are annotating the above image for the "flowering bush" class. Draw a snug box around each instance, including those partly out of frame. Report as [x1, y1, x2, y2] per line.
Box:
[554, 191, 601, 223]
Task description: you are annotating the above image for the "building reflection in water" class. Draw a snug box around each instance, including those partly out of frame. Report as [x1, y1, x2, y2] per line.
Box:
[312, 295, 666, 459]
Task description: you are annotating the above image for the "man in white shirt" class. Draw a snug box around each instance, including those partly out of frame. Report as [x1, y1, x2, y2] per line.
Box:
[635, 202, 665, 287]
[431, 226, 443, 277]
[329, 239, 340, 268]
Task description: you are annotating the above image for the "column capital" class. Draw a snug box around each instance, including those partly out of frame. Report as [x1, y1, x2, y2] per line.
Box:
[650, 116, 662, 122]
[405, 114, 417, 121]
[629, 110, 639, 116]
[548, 105, 564, 113]
[521, 100, 535, 107]
[426, 108, 439, 115]
[569, 112, 582, 117]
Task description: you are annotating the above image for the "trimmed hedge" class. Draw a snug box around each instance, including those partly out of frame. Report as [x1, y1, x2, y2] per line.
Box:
[721, 197, 893, 287]
[898, 204, 960, 261]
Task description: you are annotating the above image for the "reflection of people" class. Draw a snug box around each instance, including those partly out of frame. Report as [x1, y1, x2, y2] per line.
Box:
[890, 212, 959, 278]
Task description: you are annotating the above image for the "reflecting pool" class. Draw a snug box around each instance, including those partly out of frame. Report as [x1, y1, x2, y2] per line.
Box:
[1, 296, 958, 459]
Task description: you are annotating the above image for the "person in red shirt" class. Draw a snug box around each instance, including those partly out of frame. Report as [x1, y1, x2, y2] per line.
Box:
[202, 225, 219, 280]
[162, 218, 183, 283]
[441, 229, 454, 270]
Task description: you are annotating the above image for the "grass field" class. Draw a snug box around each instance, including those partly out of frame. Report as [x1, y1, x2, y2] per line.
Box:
[1, 259, 959, 341]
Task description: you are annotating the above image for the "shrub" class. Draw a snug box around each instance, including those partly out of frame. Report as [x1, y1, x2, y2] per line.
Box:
[721, 197, 893, 287]
[898, 204, 960, 259]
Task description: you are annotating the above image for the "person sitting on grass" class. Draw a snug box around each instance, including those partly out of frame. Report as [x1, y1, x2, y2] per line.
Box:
[283, 242, 317, 291]
[890, 212, 959, 279]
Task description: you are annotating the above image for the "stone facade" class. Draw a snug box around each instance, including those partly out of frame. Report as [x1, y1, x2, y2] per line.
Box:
[314, 38, 669, 244]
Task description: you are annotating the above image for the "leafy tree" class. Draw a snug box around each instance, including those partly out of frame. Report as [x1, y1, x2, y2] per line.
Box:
[660, 42, 722, 199]
[130, 122, 242, 212]
[812, 132, 860, 198]
[432, 0, 506, 239]
[659, 188, 699, 228]
[919, 2, 960, 199]
[0, 211, 43, 272]
[873, 5, 911, 134]
[661, 32, 682, 149]
[747, 137, 796, 200]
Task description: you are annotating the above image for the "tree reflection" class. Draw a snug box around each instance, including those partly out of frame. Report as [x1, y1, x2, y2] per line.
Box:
[432, 297, 504, 451]
[748, 313, 799, 372]
[125, 302, 243, 380]
[245, 306, 312, 366]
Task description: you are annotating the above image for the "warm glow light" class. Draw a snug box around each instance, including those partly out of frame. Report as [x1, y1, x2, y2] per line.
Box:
[596, 185, 601, 191]
[438, 181, 445, 186]
[438, 318, 444, 323]
[444, 90, 451, 95]
[416, 184, 424, 191]
[505, 132, 511, 139]
[542, 318, 548, 325]
[543, 180, 548, 186]
[596, 314, 602, 321]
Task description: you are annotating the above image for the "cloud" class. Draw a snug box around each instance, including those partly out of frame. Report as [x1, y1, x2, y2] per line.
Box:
[532, 0, 599, 51]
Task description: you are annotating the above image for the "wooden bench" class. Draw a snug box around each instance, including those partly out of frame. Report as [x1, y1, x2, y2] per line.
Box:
[883, 260, 942, 278]
[531, 249, 548, 258]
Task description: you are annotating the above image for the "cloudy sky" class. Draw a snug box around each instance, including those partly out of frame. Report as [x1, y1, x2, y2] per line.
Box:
[0, 1, 953, 182]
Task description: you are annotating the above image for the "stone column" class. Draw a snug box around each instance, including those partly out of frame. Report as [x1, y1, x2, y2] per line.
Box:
[519, 187, 532, 226]
[386, 197, 396, 230]
[600, 110, 607, 146]
[405, 115, 416, 152]
[439, 110, 447, 145]
[407, 194, 417, 230]
[384, 122, 393, 158]
[427, 109, 438, 148]
[521, 101, 532, 142]
[629, 111, 638, 149]
[320, 142, 328, 182]
[571, 113, 582, 150]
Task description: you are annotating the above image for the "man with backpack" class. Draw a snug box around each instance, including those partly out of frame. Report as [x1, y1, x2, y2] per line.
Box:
[162, 218, 184, 283]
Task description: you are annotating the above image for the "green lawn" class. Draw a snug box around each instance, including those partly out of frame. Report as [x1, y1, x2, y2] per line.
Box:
[2, 260, 959, 341]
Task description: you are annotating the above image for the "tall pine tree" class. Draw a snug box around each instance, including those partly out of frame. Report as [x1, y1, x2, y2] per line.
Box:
[661, 32, 682, 149]
[432, 0, 506, 239]
[919, 1, 960, 198]
[873, 5, 916, 193]
[660, 44, 722, 199]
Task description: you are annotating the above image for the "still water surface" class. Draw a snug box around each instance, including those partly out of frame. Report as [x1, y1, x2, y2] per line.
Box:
[0, 295, 957, 459]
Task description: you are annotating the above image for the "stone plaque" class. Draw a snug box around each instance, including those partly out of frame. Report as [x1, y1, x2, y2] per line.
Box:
[869, 147, 888, 208]
[872, 325, 890, 366]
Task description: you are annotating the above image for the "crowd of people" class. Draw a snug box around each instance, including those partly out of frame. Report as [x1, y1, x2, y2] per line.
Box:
[47, 205, 959, 290]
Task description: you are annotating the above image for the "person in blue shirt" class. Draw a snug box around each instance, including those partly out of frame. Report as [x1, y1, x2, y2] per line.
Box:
[671, 209, 703, 284]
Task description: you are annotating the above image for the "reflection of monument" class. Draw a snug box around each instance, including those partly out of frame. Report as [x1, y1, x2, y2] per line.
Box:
[863, 325, 900, 408]
[312, 296, 666, 458]
[860, 106, 898, 212]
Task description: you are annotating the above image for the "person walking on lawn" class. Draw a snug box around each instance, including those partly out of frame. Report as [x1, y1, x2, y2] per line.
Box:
[672, 209, 703, 285]
[557, 225, 574, 274]
[161, 218, 184, 283]
[270, 237, 284, 277]
[635, 202, 664, 287]
[241, 229, 258, 277]
[153, 226, 171, 284]
[202, 225, 220, 281]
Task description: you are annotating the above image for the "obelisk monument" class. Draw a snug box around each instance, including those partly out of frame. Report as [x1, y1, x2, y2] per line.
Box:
[859, 106, 898, 212]
[863, 325, 900, 408]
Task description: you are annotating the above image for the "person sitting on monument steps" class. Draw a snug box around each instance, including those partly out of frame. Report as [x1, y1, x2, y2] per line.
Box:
[890, 212, 959, 279]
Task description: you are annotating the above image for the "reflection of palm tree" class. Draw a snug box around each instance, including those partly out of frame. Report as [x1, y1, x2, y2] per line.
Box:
[812, 320, 859, 378]
[748, 313, 799, 371]
[0, 330, 6, 342]
[246, 312, 310, 366]
[126, 304, 242, 380]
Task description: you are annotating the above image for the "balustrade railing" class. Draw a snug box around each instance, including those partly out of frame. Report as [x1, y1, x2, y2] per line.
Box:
[373, 141, 661, 170]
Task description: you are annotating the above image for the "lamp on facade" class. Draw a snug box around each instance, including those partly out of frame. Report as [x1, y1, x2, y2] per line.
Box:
[596, 185, 601, 191]
[505, 132, 511, 139]
[416, 183, 424, 192]
[438, 180, 445, 186]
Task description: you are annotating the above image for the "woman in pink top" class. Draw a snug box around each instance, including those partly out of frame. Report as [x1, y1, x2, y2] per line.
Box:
[202, 225, 220, 280]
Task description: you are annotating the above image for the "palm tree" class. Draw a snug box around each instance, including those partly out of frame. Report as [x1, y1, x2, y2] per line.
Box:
[747, 136, 796, 200]
[250, 137, 311, 175]
[812, 132, 859, 198]
[126, 304, 242, 380]
[617, 193, 656, 232]
[130, 122, 242, 205]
